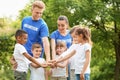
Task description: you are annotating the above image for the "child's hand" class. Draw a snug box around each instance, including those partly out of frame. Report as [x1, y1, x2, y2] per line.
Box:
[40, 63, 48, 68]
[48, 60, 56, 63]
[80, 73, 84, 80]
[12, 62, 18, 70]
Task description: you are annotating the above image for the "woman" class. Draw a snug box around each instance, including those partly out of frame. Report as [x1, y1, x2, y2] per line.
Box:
[50, 15, 72, 80]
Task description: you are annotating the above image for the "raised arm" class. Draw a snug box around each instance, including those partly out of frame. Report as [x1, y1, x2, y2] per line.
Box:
[42, 37, 50, 61]
[51, 38, 56, 59]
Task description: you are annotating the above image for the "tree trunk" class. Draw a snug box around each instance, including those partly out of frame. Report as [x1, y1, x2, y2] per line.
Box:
[114, 41, 120, 80]
[114, 21, 120, 80]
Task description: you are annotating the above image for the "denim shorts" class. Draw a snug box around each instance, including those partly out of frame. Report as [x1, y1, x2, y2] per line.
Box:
[75, 73, 90, 80]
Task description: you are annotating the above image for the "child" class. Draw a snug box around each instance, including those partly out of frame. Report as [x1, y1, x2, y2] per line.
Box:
[55, 27, 92, 80]
[50, 41, 69, 80]
[29, 43, 48, 80]
[69, 25, 80, 80]
[10, 29, 48, 80]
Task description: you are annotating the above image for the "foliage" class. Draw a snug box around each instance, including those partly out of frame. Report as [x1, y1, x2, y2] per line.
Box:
[0, 35, 15, 80]
[1, 0, 120, 80]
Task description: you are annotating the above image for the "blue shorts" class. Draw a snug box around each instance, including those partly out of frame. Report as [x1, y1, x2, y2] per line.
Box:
[75, 73, 90, 80]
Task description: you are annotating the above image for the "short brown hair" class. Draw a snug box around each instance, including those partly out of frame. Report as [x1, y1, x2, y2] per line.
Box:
[32, 0, 45, 10]
[32, 43, 42, 50]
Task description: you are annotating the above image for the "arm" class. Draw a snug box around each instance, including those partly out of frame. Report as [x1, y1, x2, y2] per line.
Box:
[42, 37, 50, 61]
[44, 68, 48, 80]
[10, 56, 17, 65]
[50, 39, 56, 59]
[30, 63, 40, 68]
[56, 60, 68, 68]
[80, 50, 90, 79]
[23, 52, 48, 68]
[56, 50, 76, 63]
[10, 56, 17, 70]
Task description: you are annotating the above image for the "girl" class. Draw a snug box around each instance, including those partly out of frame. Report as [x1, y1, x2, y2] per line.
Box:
[50, 41, 68, 80]
[56, 27, 92, 80]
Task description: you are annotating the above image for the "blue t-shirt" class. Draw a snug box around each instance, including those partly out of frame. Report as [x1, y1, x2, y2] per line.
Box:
[21, 16, 49, 57]
[50, 30, 72, 48]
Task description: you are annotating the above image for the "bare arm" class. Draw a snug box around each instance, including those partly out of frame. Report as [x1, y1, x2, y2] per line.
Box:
[51, 39, 56, 59]
[10, 56, 17, 70]
[23, 53, 48, 68]
[45, 68, 48, 80]
[56, 50, 76, 63]
[56, 60, 68, 68]
[30, 63, 40, 68]
[81, 50, 90, 74]
[42, 37, 50, 61]
[10, 56, 17, 65]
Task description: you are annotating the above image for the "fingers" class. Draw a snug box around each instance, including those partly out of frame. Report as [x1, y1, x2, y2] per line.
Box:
[80, 74, 84, 80]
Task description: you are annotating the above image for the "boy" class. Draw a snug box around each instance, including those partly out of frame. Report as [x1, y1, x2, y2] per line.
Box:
[10, 29, 48, 80]
[29, 43, 48, 80]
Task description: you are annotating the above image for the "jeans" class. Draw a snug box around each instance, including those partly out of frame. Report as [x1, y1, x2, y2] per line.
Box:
[67, 64, 70, 80]
[75, 74, 90, 80]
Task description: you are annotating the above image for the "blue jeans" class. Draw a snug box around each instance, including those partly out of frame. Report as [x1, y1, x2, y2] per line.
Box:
[67, 64, 70, 80]
[75, 74, 90, 80]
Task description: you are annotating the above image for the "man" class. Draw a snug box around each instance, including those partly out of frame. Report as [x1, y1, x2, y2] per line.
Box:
[21, 1, 50, 61]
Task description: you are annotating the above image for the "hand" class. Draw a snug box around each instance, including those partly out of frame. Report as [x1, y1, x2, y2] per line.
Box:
[48, 60, 56, 63]
[80, 73, 84, 80]
[40, 63, 48, 68]
[12, 62, 18, 70]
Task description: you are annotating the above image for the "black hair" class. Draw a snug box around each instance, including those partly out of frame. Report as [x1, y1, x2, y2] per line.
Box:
[15, 29, 27, 39]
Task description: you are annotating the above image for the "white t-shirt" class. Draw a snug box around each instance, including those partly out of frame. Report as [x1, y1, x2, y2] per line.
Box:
[74, 43, 91, 74]
[60, 44, 77, 69]
[30, 58, 46, 80]
[13, 43, 31, 73]
[52, 55, 67, 77]
[60, 43, 91, 74]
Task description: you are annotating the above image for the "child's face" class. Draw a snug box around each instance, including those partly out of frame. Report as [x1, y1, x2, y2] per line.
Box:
[71, 32, 78, 44]
[17, 34, 28, 45]
[76, 34, 83, 43]
[56, 46, 66, 55]
[32, 48, 42, 58]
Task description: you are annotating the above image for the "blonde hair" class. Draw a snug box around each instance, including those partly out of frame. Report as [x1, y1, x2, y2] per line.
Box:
[32, 0, 45, 10]
[56, 41, 67, 55]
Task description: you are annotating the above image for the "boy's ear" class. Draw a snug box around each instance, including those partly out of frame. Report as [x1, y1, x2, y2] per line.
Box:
[16, 36, 21, 40]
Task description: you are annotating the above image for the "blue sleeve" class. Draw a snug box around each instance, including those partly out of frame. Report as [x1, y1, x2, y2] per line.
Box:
[39, 23, 49, 38]
[50, 31, 57, 39]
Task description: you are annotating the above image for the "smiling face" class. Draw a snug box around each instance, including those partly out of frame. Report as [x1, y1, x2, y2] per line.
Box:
[57, 20, 68, 33]
[32, 7, 44, 20]
[16, 33, 28, 45]
[32, 47, 42, 58]
[71, 32, 78, 44]
[56, 46, 66, 55]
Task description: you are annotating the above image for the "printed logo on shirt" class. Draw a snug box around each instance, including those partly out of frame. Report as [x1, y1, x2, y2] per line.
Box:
[24, 24, 38, 31]
[56, 39, 71, 44]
